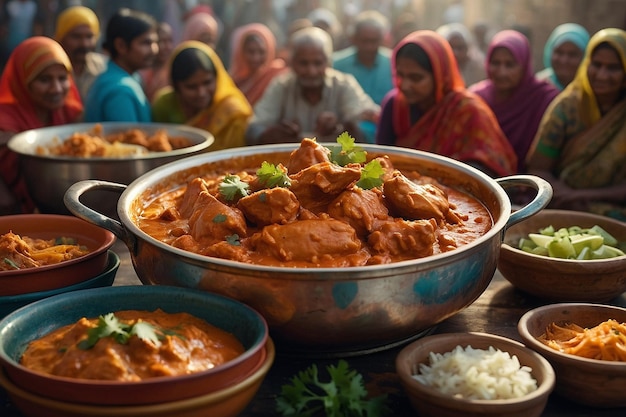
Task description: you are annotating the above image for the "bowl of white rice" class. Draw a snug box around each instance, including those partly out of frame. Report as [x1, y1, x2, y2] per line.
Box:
[395, 332, 555, 417]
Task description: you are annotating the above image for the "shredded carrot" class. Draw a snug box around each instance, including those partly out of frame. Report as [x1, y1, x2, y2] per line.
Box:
[538, 319, 626, 361]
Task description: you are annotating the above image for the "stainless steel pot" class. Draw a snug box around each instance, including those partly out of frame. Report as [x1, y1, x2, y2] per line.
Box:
[8, 122, 213, 215]
[64, 143, 552, 355]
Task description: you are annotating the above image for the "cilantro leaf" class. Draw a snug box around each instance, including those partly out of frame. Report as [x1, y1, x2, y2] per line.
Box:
[226, 234, 241, 246]
[219, 174, 250, 201]
[78, 313, 167, 350]
[3, 258, 19, 270]
[257, 161, 291, 188]
[213, 213, 227, 223]
[276, 360, 391, 417]
[356, 160, 384, 190]
[329, 132, 367, 167]
[131, 321, 161, 347]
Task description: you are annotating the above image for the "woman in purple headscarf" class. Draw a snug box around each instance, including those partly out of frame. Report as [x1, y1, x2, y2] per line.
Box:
[469, 30, 559, 172]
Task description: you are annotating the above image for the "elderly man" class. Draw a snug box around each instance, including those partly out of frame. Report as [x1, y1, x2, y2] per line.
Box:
[246, 26, 379, 145]
[333, 10, 393, 106]
[54, 5, 107, 100]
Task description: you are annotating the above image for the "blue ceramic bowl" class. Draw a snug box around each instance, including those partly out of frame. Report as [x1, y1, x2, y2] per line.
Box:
[0, 285, 269, 406]
[0, 250, 120, 318]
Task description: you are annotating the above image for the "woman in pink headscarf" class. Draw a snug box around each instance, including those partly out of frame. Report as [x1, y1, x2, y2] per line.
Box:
[182, 11, 220, 49]
[469, 30, 559, 172]
[229, 23, 287, 106]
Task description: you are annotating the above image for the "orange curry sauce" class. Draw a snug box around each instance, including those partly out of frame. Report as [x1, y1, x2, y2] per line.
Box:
[20, 309, 244, 381]
[137, 139, 492, 267]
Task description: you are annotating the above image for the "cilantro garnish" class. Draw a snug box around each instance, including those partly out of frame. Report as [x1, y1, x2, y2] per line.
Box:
[213, 213, 227, 223]
[226, 234, 241, 246]
[329, 132, 367, 167]
[356, 160, 384, 190]
[3, 258, 19, 270]
[77, 313, 165, 350]
[257, 161, 291, 188]
[276, 360, 391, 417]
[219, 174, 250, 201]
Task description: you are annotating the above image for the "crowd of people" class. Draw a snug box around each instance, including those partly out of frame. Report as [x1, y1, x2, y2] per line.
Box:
[0, 3, 624, 221]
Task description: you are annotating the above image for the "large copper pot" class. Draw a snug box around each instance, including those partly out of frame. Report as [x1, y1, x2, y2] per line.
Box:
[64, 143, 552, 355]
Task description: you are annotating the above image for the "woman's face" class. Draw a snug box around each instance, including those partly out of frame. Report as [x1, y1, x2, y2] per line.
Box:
[175, 68, 216, 113]
[448, 34, 469, 66]
[488, 47, 524, 95]
[28, 64, 70, 111]
[395, 55, 435, 110]
[551, 41, 584, 86]
[587, 45, 625, 98]
[243, 36, 267, 73]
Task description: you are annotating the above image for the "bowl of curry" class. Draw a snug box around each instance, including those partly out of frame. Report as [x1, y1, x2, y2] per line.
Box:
[65, 139, 553, 354]
[0, 285, 269, 405]
[7, 122, 214, 215]
[0, 214, 115, 296]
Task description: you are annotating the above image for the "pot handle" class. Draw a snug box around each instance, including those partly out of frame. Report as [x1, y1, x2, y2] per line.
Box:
[63, 180, 134, 249]
[496, 174, 553, 229]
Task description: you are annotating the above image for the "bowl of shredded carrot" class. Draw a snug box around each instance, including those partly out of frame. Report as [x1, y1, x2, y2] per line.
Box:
[0, 214, 115, 295]
[518, 302, 626, 408]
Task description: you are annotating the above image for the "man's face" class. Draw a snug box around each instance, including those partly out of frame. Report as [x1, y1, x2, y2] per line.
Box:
[117, 30, 159, 72]
[353, 26, 383, 62]
[292, 44, 327, 89]
[60, 24, 97, 65]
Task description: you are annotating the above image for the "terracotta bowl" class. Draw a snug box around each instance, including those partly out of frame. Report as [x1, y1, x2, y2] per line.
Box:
[518, 303, 626, 408]
[0, 250, 119, 318]
[0, 214, 116, 296]
[0, 285, 269, 406]
[396, 332, 555, 417]
[0, 338, 274, 417]
[499, 209, 626, 302]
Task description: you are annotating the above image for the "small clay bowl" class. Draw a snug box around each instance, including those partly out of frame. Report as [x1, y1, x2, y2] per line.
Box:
[0, 214, 115, 296]
[499, 209, 626, 302]
[396, 332, 555, 417]
[518, 303, 626, 408]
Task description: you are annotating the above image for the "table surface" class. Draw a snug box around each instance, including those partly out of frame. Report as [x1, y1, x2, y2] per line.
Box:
[2, 239, 626, 416]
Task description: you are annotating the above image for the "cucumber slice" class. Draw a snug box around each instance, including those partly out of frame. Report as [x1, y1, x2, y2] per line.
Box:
[590, 225, 618, 247]
[547, 237, 576, 259]
[528, 233, 555, 248]
[571, 235, 605, 253]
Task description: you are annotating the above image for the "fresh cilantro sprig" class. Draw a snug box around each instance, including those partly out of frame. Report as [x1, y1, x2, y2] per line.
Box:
[219, 174, 250, 201]
[329, 132, 367, 167]
[356, 160, 384, 190]
[257, 161, 291, 188]
[276, 360, 391, 417]
[77, 313, 164, 350]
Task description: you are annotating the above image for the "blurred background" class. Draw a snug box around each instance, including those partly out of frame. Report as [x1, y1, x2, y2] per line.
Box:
[1, 0, 625, 74]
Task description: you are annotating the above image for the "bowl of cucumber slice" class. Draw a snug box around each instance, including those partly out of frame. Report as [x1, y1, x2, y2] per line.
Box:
[499, 210, 626, 302]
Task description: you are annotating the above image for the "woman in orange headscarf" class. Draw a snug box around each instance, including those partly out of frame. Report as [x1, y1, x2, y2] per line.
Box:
[0, 36, 83, 213]
[229, 23, 288, 106]
[151, 41, 252, 151]
[376, 30, 516, 177]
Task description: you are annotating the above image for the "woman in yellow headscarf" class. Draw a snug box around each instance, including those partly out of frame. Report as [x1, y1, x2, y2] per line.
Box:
[151, 41, 252, 151]
[0, 36, 83, 213]
[527, 28, 626, 219]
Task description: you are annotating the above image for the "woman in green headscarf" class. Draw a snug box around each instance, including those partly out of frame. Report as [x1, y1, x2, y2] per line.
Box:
[527, 28, 626, 220]
[536, 23, 590, 91]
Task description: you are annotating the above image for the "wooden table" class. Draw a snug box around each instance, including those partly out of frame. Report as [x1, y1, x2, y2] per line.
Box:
[2, 240, 626, 416]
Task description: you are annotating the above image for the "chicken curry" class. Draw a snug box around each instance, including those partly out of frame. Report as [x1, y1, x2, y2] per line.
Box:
[0, 232, 90, 271]
[20, 309, 244, 381]
[138, 137, 493, 267]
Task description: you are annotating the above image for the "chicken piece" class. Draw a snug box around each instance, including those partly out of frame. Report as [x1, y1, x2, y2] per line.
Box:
[108, 128, 149, 148]
[368, 218, 437, 260]
[0, 232, 38, 270]
[383, 171, 451, 222]
[179, 178, 209, 218]
[327, 187, 390, 237]
[237, 187, 300, 227]
[168, 136, 193, 149]
[249, 219, 361, 263]
[203, 241, 251, 263]
[188, 191, 247, 244]
[286, 138, 331, 174]
[146, 130, 173, 152]
[289, 161, 361, 213]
